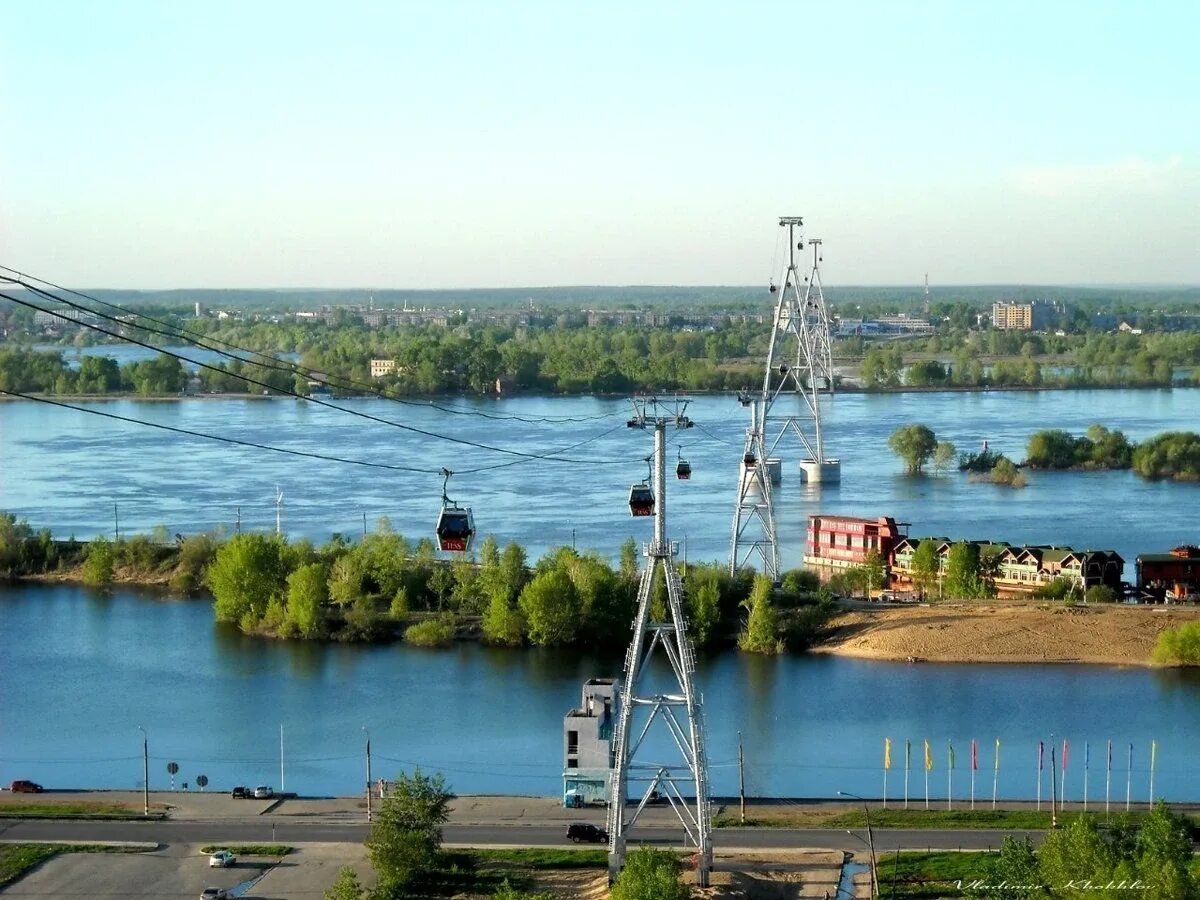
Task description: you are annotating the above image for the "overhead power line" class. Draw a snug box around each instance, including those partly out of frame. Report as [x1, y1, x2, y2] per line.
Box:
[0, 265, 616, 424]
[0, 289, 628, 467]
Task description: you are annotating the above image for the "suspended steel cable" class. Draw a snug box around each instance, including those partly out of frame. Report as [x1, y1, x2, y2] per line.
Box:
[0, 389, 629, 475]
[0, 289, 628, 466]
[0, 265, 616, 424]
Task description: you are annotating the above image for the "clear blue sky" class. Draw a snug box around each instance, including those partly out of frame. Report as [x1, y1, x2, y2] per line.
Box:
[2, 1, 1196, 288]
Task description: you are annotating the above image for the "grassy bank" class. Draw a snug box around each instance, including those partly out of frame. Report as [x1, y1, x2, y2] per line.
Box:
[881, 850, 993, 899]
[0, 802, 164, 820]
[199, 844, 292, 856]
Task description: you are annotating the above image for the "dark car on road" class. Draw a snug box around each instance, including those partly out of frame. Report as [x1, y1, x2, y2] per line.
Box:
[9, 780, 43, 793]
[567, 823, 608, 843]
[231, 785, 249, 798]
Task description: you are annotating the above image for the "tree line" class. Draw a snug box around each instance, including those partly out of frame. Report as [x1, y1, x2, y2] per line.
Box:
[889, 422, 1200, 482]
[0, 513, 833, 655]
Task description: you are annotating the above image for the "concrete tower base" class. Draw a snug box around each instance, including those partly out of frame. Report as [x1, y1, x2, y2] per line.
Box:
[799, 458, 841, 483]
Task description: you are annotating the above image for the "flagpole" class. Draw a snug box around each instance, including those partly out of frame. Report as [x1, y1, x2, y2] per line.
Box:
[904, 740, 910, 810]
[1083, 741, 1089, 812]
[947, 741, 953, 811]
[1148, 740, 1156, 807]
[924, 739, 930, 810]
[1105, 739, 1112, 818]
[970, 739, 977, 810]
[1037, 741, 1043, 811]
[883, 737, 890, 810]
[992, 739, 1000, 811]
[1061, 739, 1068, 807]
[1125, 743, 1132, 812]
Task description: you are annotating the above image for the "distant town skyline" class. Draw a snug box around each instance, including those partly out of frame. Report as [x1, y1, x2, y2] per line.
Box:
[2, 1, 1196, 289]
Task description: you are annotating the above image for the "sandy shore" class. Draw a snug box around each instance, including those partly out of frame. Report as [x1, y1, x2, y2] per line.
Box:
[815, 601, 1200, 666]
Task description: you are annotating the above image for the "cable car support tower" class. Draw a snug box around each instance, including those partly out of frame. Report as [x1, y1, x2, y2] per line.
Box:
[609, 397, 712, 887]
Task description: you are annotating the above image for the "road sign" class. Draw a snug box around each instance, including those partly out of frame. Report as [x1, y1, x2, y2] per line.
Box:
[167, 761, 179, 790]
[196, 774, 208, 790]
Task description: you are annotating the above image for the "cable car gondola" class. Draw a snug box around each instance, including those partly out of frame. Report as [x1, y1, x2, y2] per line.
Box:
[676, 446, 692, 480]
[435, 468, 475, 552]
[628, 457, 655, 517]
[628, 482, 654, 516]
[743, 452, 757, 469]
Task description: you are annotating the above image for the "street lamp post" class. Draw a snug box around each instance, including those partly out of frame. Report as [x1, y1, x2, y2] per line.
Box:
[838, 791, 879, 898]
[363, 726, 373, 824]
[137, 725, 149, 817]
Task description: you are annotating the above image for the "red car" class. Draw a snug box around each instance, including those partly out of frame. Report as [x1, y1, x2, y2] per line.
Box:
[10, 780, 43, 793]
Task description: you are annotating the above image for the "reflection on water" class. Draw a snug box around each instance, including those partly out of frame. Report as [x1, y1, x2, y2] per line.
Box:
[1, 583, 1196, 800]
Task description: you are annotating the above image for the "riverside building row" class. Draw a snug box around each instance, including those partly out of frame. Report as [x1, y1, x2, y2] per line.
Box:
[803, 514, 1128, 596]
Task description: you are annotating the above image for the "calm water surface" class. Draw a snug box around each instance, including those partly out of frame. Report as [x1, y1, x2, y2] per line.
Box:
[1, 584, 1197, 799]
[2, 390, 1199, 799]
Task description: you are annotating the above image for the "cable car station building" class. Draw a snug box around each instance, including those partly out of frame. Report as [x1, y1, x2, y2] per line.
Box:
[562, 678, 619, 807]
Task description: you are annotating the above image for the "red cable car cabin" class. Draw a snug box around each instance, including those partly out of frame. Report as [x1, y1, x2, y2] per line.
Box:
[436, 505, 475, 552]
[628, 483, 654, 517]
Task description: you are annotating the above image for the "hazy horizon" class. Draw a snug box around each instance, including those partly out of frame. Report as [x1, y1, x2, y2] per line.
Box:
[3, 2, 1197, 289]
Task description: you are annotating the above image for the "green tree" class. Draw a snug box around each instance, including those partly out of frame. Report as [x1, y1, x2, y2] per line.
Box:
[990, 457, 1027, 487]
[323, 866, 364, 900]
[932, 440, 958, 474]
[1152, 621, 1200, 665]
[686, 566, 723, 649]
[963, 835, 1043, 899]
[286, 562, 327, 638]
[888, 424, 938, 474]
[517, 568, 580, 646]
[738, 574, 782, 654]
[1131, 801, 1199, 899]
[81, 535, 116, 587]
[944, 542, 984, 599]
[206, 533, 289, 628]
[618, 537, 640, 581]
[366, 768, 451, 896]
[1037, 817, 1119, 896]
[610, 847, 690, 900]
[910, 540, 941, 599]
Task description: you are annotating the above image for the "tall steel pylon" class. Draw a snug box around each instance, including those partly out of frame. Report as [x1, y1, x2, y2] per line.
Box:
[729, 395, 779, 581]
[609, 397, 712, 888]
[763, 216, 839, 484]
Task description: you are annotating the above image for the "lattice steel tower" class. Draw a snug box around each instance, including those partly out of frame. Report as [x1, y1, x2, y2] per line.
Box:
[729, 394, 779, 581]
[608, 397, 712, 887]
[764, 216, 839, 484]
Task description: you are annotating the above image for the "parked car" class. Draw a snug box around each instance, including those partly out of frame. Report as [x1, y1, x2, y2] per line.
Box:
[208, 850, 236, 868]
[200, 889, 231, 900]
[253, 785, 274, 799]
[567, 822, 608, 843]
[230, 785, 249, 799]
[9, 780, 43, 793]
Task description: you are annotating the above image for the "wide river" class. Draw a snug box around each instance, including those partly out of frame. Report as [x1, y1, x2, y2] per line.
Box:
[2, 389, 1199, 799]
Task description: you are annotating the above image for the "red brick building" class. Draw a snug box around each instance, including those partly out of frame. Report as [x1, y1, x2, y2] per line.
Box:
[804, 515, 906, 577]
[1136, 546, 1200, 601]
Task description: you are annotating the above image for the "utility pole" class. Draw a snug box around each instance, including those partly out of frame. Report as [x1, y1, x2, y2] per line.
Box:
[280, 723, 285, 793]
[839, 791, 878, 899]
[235, 507, 241, 534]
[363, 726, 373, 824]
[114, 503, 120, 542]
[362, 511, 367, 538]
[137, 725, 149, 817]
[738, 731, 746, 824]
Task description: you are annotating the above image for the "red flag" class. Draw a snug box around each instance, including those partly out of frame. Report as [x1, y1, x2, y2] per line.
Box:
[971, 739, 978, 771]
[1062, 739, 1069, 771]
[1039, 741, 1044, 771]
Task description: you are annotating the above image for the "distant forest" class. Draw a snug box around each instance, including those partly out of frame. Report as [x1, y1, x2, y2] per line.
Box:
[4, 283, 1200, 313]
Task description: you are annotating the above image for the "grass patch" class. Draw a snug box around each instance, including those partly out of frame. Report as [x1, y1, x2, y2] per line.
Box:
[200, 844, 292, 856]
[716, 807, 1061, 830]
[881, 850, 994, 899]
[0, 802, 159, 820]
[465, 848, 608, 869]
[0, 844, 149, 888]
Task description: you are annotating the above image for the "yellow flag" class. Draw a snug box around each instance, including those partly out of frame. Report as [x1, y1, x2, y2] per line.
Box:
[884, 737, 892, 770]
[995, 738, 1001, 771]
[924, 739, 933, 771]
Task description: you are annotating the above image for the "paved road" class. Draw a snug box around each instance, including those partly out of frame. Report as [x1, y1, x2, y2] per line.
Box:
[0, 818, 1041, 853]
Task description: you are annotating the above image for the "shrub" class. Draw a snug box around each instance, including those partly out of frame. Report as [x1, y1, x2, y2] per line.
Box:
[82, 536, 116, 587]
[1084, 585, 1118, 604]
[404, 614, 457, 648]
[1152, 621, 1200, 665]
[610, 847, 689, 900]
